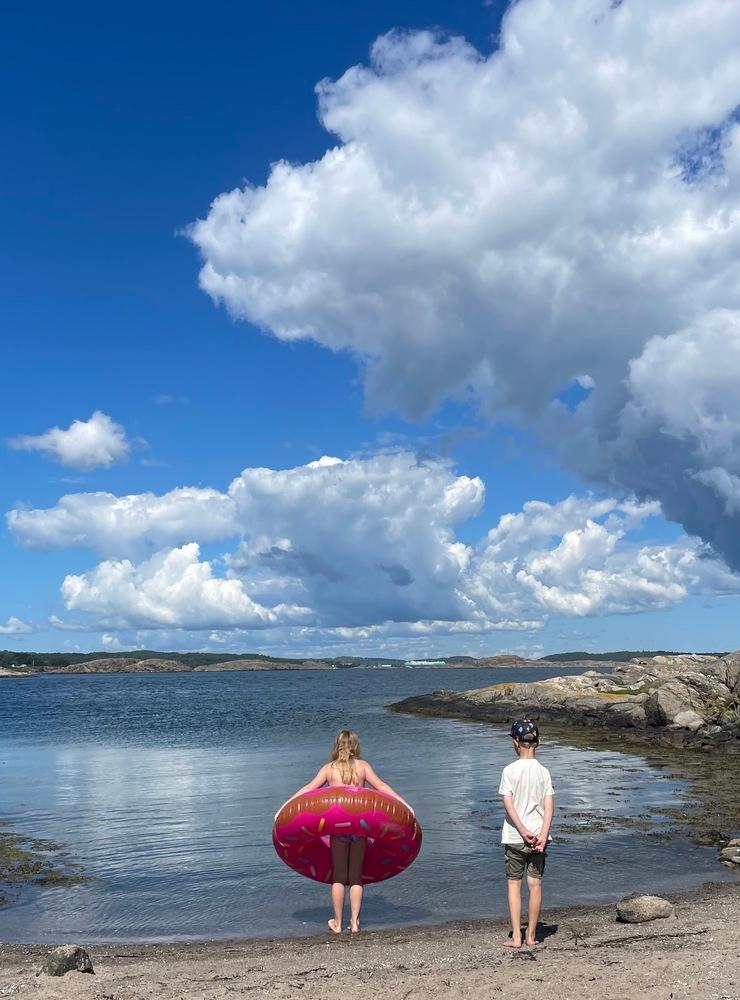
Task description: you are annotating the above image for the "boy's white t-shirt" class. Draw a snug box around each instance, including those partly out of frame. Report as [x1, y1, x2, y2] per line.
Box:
[498, 758, 554, 845]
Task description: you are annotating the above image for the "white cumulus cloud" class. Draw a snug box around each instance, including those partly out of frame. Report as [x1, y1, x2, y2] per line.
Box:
[189, 0, 740, 569]
[467, 495, 740, 619]
[224, 453, 482, 626]
[9, 486, 236, 558]
[0, 617, 33, 635]
[61, 543, 312, 630]
[8, 411, 131, 470]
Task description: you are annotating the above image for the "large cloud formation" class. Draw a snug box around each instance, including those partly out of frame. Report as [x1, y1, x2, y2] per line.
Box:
[61, 544, 311, 630]
[189, 0, 740, 569]
[8, 454, 739, 634]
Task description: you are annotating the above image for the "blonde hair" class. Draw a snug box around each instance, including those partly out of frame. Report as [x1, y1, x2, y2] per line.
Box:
[329, 729, 361, 784]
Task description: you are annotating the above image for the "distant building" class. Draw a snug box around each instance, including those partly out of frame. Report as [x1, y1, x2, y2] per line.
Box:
[404, 659, 446, 667]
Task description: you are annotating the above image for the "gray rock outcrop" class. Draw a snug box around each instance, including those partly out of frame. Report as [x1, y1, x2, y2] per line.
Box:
[616, 894, 675, 923]
[193, 658, 325, 671]
[390, 651, 740, 752]
[37, 945, 94, 976]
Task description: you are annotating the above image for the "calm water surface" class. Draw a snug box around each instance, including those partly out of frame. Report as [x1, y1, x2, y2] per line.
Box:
[0, 667, 731, 942]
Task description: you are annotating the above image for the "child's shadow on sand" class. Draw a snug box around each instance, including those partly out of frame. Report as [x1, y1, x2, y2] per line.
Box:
[512, 922, 558, 942]
[293, 896, 432, 926]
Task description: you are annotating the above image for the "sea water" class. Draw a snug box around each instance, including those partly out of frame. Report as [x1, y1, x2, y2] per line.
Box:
[0, 667, 731, 941]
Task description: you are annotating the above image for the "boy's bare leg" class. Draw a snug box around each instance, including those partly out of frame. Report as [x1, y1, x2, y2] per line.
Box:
[505, 879, 523, 947]
[348, 839, 366, 932]
[525, 876, 542, 946]
[329, 838, 349, 933]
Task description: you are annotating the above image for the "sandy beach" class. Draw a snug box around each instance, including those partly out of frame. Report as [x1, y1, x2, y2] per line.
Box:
[1, 881, 737, 1000]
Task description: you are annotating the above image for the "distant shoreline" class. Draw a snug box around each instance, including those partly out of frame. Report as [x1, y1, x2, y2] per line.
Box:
[1, 648, 722, 679]
[0, 655, 610, 677]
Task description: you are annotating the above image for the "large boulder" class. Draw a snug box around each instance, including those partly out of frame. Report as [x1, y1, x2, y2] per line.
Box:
[37, 945, 94, 977]
[645, 680, 706, 726]
[719, 843, 740, 866]
[605, 699, 649, 728]
[616, 894, 674, 923]
[672, 710, 705, 732]
[717, 652, 740, 694]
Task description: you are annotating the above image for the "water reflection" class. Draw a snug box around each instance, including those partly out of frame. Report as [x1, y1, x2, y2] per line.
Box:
[0, 667, 732, 941]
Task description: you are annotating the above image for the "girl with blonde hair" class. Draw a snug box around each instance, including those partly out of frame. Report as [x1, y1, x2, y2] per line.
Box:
[282, 729, 412, 934]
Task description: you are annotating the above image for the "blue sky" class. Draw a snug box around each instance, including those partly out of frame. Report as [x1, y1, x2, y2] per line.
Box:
[2, 0, 740, 658]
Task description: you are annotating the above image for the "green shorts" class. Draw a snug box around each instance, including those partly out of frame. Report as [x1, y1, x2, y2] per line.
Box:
[504, 844, 546, 881]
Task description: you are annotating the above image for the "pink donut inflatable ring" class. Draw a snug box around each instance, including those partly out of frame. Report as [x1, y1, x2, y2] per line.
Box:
[273, 786, 422, 885]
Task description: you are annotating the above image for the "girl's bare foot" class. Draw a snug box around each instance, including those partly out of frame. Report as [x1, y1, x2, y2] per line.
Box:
[503, 935, 522, 949]
[350, 921, 360, 934]
[327, 918, 342, 934]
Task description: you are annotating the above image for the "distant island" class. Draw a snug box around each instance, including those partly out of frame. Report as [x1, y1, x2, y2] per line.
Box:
[0, 648, 729, 677]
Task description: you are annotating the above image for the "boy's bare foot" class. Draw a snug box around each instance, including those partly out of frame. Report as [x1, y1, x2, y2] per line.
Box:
[350, 921, 360, 934]
[525, 923, 539, 946]
[327, 918, 342, 934]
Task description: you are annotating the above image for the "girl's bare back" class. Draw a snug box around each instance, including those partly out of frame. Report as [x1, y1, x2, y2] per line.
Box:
[325, 759, 369, 788]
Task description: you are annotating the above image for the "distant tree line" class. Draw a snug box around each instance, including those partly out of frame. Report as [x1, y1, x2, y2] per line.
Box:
[0, 649, 305, 669]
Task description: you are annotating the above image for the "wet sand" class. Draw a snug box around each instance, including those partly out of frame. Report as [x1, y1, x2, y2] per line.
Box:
[2, 881, 737, 1000]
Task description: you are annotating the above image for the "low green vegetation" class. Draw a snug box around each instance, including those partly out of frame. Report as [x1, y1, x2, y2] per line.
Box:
[597, 683, 656, 697]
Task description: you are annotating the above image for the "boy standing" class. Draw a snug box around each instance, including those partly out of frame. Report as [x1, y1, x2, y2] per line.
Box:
[498, 719, 554, 949]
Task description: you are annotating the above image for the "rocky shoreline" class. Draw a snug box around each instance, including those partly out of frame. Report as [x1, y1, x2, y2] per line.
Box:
[391, 652, 740, 753]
